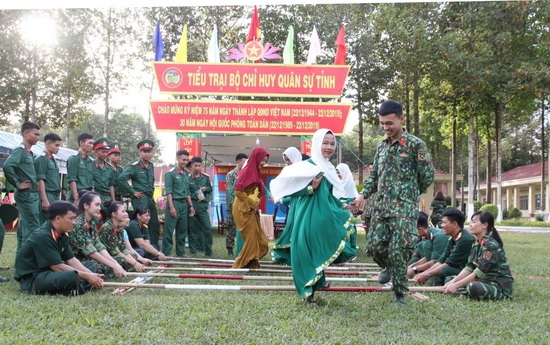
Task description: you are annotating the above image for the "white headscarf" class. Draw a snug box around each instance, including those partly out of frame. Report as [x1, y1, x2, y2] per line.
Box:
[282, 147, 302, 165]
[334, 163, 358, 199]
[270, 128, 343, 201]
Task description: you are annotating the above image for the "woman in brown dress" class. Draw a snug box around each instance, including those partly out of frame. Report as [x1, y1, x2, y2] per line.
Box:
[232, 147, 270, 268]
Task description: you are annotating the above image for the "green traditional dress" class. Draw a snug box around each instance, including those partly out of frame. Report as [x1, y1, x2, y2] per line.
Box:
[288, 171, 353, 298]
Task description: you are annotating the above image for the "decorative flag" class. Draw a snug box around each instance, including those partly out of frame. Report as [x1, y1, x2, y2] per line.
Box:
[283, 25, 294, 64]
[175, 24, 188, 63]
[334, 26, 346, 65]
[306, 26, 321, 65]
[208, 24, 220, 63]
[153, 22, 164, 61]
[247, 5, 261, 43]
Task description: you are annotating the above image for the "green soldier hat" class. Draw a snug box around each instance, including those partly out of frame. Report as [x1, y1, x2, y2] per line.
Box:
[137, 139, 154, 151]
[93, 137, 110, 151]
[108, 141, 121, 155]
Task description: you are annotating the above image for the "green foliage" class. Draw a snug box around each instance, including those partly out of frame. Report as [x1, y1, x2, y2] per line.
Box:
[473, 200, 483, 212]
[536, 215, 545, 222]
[508, 207, 522, 220]
[502, 208, 510, 220]
[356, 184, 363, 193]
[479, 204, 499, 219]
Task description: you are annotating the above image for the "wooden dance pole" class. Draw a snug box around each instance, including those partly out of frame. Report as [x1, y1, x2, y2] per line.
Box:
[164, 257, 379, 267]
[126, 272, 390, 283]
[103, 282, 445, 293]
[154, 260, 379, 272]
[143, 266, 380, 276]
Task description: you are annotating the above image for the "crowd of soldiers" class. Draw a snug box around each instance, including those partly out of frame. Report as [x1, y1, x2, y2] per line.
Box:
[0, 121, 213, 294]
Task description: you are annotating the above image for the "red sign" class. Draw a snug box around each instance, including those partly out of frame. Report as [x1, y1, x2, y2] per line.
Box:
[301, 137, 312, 157]
[153, 62, 349, 98]
[177, 137, 201, 157]
[150, 99, 352, 135]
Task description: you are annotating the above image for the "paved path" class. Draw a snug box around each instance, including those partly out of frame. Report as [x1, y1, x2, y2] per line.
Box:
[497, 226, 550, 233]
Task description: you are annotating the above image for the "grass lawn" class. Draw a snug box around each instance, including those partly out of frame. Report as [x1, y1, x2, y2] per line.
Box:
[1, 229, 549, 344]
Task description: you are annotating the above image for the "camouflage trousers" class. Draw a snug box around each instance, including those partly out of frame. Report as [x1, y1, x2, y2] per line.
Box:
[225, 202, 237, 250]
[465, 279, 513, 301]
[367, 216, 418, 295]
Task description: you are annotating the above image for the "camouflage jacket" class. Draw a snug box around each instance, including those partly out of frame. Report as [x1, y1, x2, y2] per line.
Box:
[225, 167, 238, 206]
[465, 235, 513, 283]
[361, 131, 434, 218]
[68, 214, 106, 261]
[98, 219, 130, 257]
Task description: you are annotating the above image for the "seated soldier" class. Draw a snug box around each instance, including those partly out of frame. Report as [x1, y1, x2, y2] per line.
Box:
[444, 211, 513, 300]
[126, 206, 166, 260]
[407, 211, 450, 278]
[413, 208, 475, 286]
[14, 201, 103, 295]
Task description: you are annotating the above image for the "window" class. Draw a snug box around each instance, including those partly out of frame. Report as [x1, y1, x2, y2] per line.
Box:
[519, 195, 528, 210]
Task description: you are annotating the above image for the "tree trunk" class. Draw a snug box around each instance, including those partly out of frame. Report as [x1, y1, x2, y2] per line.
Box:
[496, 103, 503, 221]
[486, 137, 492, 204]
[467, 91, 475, 218]
[541, 98, 546, 219]
[451, 112, 457, 209]
[413, 71, 420, 137]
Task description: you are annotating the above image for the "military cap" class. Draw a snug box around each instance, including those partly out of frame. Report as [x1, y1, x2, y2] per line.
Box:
[137, 139, 155, 151]
[379, 100, 403, 116]
[93, 137, 110, 150]
[108, 141, 121, 155]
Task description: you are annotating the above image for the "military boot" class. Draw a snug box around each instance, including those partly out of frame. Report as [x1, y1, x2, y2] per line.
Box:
[378, 268, 392, 284]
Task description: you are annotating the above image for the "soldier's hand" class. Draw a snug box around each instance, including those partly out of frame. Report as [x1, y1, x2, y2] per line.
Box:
[86, 273, 104, 290]
[413, 272, 428, 284]
[134, 191, 144, 198]
[351, 194, 365, 214]
[406, 268, 416, 278]
[201, 186, 206, 192]
[41, 200, 50, 211]
[19, 181, 32, 190]
[113, 265, 127, 278]
[157, 252, 167, 261]
[189, 207, 195, 217]
[169, 206, 177, 218]
[133, 261, 145, 272]
[444, 283, 458, 294]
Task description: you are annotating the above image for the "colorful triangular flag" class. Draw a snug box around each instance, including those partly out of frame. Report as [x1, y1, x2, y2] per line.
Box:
[175, 24, 188, 63]
[283, 25, 294, 64]
[153, 22, 164, 61]
[306, 26, 321, 65]
[334, 26, 346, 65]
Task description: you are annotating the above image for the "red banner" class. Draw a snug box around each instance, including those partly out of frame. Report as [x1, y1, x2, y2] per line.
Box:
[176, 136, 201, 157]
[153, 62, 349, 98]
[150, 100, 352, 135]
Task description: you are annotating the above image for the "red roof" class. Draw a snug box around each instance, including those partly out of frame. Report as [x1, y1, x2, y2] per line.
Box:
[487, 161, 548, 183]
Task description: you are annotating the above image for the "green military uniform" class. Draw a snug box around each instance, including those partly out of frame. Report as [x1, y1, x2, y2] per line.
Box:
[431, 228, 475, 285]
[92, 138, 115, 205]
[107, 142, 124, 201]
[126, 219, 153, 258]
[163, 167, 192, 257]
[118, 140, 160, 250]
[14, 222, 98, 295]
[3, 143, 41, 251]
[188, 172, 213, 256]
[409, 227, 449, 265]
[66, 150, 94, 202]
[98, 219, 136, 271]
[463, 235, 513, 300]
[34, 150, 61, 223]
[430, 199, 447, 227]
[225, 167, 238, 252]
[361, 130, 435, 296]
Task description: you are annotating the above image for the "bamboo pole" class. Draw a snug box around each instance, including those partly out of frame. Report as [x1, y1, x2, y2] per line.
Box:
[154, 260, 378, 272]
[142, 266, 380, 276]
[103, 282, 445, 293]
[126, 272, 390, 283]
[164, 257, 379, 267]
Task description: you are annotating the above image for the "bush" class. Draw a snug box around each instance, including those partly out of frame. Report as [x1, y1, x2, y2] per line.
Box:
[502, 208, 509, 220]
[479, 204, 499, 219]
[508, 207, 522, 219]
[473, 200, 483, 212]
[536, 215, 545, 222]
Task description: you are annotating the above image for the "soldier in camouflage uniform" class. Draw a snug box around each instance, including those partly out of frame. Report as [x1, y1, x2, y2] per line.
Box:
[35, 133, 63, 224]
[107, 142, 125, 201]
[225, 153, 248, 257]
[118, 139, 161, 250]
[98, 201, 146, 272]
[3, 122, 42, 252]
[353, 100, 435, 306]
[444, 211, 513, 300]
[68, 191, 127, 278]
[66, 133, 95, 205]
[91, 138, 116, 206]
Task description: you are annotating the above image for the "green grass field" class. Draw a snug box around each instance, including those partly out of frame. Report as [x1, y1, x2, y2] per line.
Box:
[1, 230, 549, 344]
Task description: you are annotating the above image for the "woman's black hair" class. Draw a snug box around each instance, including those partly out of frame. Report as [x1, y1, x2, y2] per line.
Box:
[106, 201, 125, 219]
[472, 211, 504, 248]
[434, 191, 445, 201]
[131, 205, 151, 221]
[78, 191, 100, 213]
